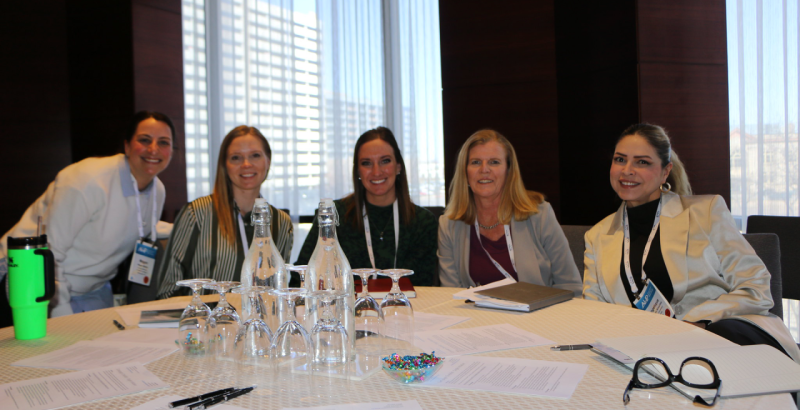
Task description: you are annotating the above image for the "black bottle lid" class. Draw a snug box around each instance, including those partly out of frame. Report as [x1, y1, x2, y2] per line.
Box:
[7, 235, 48, 249]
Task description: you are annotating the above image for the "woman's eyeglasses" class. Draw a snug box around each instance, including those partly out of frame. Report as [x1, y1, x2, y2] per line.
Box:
[623, 356, 722, 406]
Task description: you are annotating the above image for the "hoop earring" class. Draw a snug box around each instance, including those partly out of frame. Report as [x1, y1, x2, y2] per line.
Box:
[660, 182, 672, 192]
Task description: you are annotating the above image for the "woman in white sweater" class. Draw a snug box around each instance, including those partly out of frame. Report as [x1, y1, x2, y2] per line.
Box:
[0, 111, 175, 316]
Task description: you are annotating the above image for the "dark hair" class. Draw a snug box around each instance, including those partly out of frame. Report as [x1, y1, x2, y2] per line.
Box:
[618, 123, 692, 195]
[124, 111, 176, 145]
[213, 125, 272, 244]
[344, 126, 415, 230]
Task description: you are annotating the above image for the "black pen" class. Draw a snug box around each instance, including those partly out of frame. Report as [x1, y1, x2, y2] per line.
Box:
[112, 320, 125, 330]
[192, 387, 255, 410]
[168, 387, 235, 408]
[551, 344, 593, 351]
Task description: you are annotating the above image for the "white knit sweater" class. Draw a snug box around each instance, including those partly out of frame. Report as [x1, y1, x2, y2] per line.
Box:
[0, 154, 165, 316]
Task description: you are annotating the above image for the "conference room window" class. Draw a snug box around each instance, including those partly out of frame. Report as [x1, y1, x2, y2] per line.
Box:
[726, 0, 800, 341]
[181, 0, 445, 222]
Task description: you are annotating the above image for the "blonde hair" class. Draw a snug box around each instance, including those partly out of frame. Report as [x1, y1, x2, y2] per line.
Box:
[212, 126, 271, 245]
[619, 123, 692, 196]
[444, 129, 544, 224]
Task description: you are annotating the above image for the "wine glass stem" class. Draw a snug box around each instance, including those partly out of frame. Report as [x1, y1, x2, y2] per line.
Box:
[217, 290, 230, 309]
[361, 276, 370, 298]
[191, 286, 204, 305]
[286, 297, 297, 322]
[390, 276, 401, 294]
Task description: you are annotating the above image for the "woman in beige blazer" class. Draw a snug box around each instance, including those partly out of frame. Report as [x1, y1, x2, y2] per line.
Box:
[583, 123, 800, 362]
[438, 129, 582, 295]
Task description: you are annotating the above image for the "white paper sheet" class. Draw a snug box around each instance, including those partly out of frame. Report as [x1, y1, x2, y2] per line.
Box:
[129, 395, 248, 410]
[281, 400, 424, 410]
[414, 323, 554, 356]
[452, 278, 515, 300]
[424, 355, 588, 399]
[11, 340, 178, 370]
[596, 328, 735, 368]
[0, 363, 168, 410]
[93, 328, 176, 345]
[413, 312, 470, 332]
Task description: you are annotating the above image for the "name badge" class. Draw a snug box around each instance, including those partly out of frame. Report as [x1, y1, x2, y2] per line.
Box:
[632, 279, 675, 318]
[128, 239, 157, 286]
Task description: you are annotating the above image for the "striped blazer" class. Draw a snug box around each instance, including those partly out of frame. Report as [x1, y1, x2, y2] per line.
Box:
[157, 195, 293, 299]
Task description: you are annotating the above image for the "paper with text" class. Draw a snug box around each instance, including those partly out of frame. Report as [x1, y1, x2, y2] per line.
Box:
[414, 323, 553, 356]
[281, 400, 424, 410]
[425, 355, 588, 399]
[93, 328, 176, 345]
[414, 312, 470, 332]
[12, 340, 177, 370]
[0, 363, 168, 410]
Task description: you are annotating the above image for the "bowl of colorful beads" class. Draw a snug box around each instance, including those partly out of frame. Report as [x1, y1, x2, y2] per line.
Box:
[381, 352, 444, 384]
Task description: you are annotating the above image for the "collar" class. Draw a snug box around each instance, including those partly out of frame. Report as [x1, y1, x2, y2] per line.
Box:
[119, 155, 154, 197]
[606, 191, 684, 235]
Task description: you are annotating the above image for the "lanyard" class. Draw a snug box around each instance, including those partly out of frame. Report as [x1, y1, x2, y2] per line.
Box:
[363, 200, 399, 274]
[622, 198, 662, 295]
[237, 213, 249, 251]
[473, 220, 517, 281]
[130, 173, 157, 242]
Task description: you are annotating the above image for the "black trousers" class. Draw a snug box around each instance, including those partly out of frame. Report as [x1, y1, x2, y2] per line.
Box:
[705, 318, 790, 357]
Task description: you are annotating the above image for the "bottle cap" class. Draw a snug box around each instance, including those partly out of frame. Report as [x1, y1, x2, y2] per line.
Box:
[321, 198, 334, 206]
[254, 198, 268, 206]
[8, 235, 48, 250]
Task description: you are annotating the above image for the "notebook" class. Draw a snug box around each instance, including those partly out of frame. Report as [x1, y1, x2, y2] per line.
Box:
[597, 330, 800, 399]
[473, 281, 573, 312]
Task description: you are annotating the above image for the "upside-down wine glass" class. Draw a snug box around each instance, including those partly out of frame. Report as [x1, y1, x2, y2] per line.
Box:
[352, 268, 384, 371]
[271, 287, 312, 395]
[310, 290, 351, 400]
[176, 278, 214, 356]
[203, 281, 241, 364]
[378, 269, 415, 356]
[232, 285, 273, 388]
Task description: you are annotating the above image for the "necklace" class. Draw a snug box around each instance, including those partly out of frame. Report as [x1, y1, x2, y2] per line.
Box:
[478, 221, 500, 230]
[373, 215, 393, 241]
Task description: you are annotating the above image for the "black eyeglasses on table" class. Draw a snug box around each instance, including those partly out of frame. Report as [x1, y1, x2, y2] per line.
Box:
[623, 356, 722, 407]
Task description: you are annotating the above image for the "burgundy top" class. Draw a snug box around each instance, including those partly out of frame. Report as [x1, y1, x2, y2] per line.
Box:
[468, 225, 518, 286]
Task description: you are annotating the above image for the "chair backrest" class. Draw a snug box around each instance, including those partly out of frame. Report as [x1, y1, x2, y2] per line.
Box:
[560, 225, 592, 280]
[424, 206, 445, 221]
[743, 233, 783, 319]
[747, 215, 800, 301]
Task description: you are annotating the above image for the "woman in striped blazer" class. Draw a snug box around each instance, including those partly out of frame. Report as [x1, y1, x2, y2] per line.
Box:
[157, 125, 292, 299]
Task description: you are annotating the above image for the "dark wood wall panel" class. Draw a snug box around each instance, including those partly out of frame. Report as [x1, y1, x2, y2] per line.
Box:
[639, 62, 730, 197]
[637, 0, 728, 65]
[442, 81, 560, 207]
[0, 1, 72, 233]
[132, 0, 187, 221]
[637, 0, 729, 201]
[439, 0, 561, 211]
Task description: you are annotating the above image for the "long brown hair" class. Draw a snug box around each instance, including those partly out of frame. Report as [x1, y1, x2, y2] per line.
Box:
[344, 127, 415, 230]
[212, 125, 272, 244]
[618, 123, 692, 196]
[444, 129, 543, 224]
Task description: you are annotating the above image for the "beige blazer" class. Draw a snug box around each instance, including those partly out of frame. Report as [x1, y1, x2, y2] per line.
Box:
[438, 201, 582, 296]
[583, 192, 800, 362]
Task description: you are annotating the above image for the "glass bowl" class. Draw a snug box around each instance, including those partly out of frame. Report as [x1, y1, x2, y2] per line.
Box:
[381, 353, 444, 384]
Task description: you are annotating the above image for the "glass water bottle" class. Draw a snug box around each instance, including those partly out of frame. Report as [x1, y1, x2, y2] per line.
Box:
[305, 198, 355, 360]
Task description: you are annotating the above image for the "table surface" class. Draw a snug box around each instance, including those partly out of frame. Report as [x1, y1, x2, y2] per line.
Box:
[0, 287, 795, 410]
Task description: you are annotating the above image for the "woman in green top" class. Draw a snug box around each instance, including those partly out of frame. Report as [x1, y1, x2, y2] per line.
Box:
[294, 127, 438, 286]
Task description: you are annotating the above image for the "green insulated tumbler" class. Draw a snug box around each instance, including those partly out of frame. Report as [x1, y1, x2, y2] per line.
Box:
[8, 235, 56, 340]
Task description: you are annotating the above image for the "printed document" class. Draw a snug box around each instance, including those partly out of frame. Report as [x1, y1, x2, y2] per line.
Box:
[0, 363, 167, 410]
[281, 400, 424, 410]
[414, 312, 470, 332]
[425, 355, 588, 399]
[414, 323, 554, 356]
[93, 327, 176, 345]
[12, 340, 177, 370]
